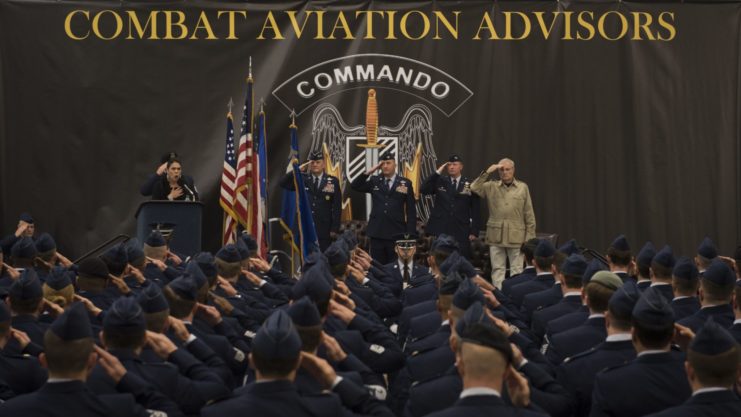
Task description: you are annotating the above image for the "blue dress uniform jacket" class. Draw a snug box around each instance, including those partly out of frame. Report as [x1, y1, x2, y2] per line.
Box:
[502, 267, 537, 296]
[381, 262, 431, 299]
[644, 389, 741, 417]
[670, 297, 701, 321]
[677, 303, 735, 332]
[649, 283, 674, 302]
[280, 172, 342, 250]
[556, 340, 636, 417]
[420, 173, 480, 257]
[589, 351, 691, 417]
[510, 273, 555, 308]
[546, 316, 606, 365]
[521, 284, 563, 324]
[0, 350, 47, 396]
[426, 394, 548, 417]
[0, 375, 173, 417]
[351, 173, 417, 239]
[543, 307, 589, 345]
[530, 294, 583, 344]
[403, 366, 462, 417]
[202, 378, 393, 417]
[87, 348, 230, 415]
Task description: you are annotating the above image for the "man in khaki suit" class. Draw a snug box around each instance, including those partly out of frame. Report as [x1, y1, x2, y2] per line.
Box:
[471, 158, 536, 288]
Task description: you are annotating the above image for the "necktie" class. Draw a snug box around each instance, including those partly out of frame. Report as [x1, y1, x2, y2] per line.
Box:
[313, 176, 319, 190]
[403, 264, 410, 283]
[386, 178, 392, 190]
[452, 178, 458, 189]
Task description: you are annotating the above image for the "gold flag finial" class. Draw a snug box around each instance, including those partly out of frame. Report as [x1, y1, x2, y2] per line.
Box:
[358, 89, 383, 149]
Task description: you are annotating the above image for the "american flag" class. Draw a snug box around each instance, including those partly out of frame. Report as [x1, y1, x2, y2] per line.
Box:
[233, 74, 254, 230]
[220, 110, 238, 245]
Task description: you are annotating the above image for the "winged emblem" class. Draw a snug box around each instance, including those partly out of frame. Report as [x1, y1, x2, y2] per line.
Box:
[309, 92, 437, 222]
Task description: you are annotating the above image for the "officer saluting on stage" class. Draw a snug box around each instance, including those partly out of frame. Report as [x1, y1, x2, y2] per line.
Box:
[351, 151, 417, 265]
[279, 150, 342, 251]
[420, 155, 480, 259]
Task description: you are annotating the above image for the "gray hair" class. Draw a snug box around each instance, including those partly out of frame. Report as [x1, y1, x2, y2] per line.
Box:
[498, 158, 515, 168]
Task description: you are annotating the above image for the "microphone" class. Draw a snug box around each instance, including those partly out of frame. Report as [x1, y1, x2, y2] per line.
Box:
[178, 178, 196, 201]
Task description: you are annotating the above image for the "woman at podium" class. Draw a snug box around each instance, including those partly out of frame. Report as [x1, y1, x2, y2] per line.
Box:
[151, 158, 198, 201]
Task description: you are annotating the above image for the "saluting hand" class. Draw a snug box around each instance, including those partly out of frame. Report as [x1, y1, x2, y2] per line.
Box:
[94, 345, 127, 384]
[504, 365, 531, 408]
[300, 352, 339, 390]
[10, 329, 31, 351]
[321, 332, 348, 362]
[146, 331, 178, 359]
[3, 263, 20, 280]
[486, 163, 501, 174]
[436, 161, 449, 174]
[167, 317, 191, 342]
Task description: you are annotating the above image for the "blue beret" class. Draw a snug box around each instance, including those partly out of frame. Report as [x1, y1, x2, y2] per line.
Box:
[438, 251, 461, 277]
[672, 257, 699, 281]
[185, 261, 208, 289]
[431, 234, 459, 253]
[125, 239, 145, 264]
[379, 151, 395, 161]
[608, 280, 641, 318]
[235, 239, 250, 261]
[287, 296, 321, 327]
[194, 252, 217, 279]
[34, 233, 56, 253]
[9, 269, 42, 300]
[652, 245, 676, 269]
[292, 265, 332, 302]
[690, 317, 738, 355]
[454, 301, 490, 336]
[0, 301, 10, 322]
[252, 310, 302, 360]
[582, 258, 607, 285]
[610, 235, 630, 252]
[103, 297, 146, 332]
[11, 237, 37, 260]
[534, 240, 556, 258]
[19, 213, 34, 224]
[702, 259, 735, 286]
[137, 284, 169, 314]
[78, 257, 109, 279]
[101, 244, 128, 276]
[215, 244, 241, 263]
[167, 275, 199, 301]
[324, 241, 349, 267]
[439, 272, 463, 295]
[241, 234, 258, 251]
[309, 150, 324, 161]
[452, 278, 485, 310]
[632, 286, 674, 325]
[145, 231, 167, 247]
[558, 239, 579, 256]
[45, 266, 74, 291]
[636, 242, 656, 268]
[561, 254, 588, 276]
[50, 302, 92, 340]
[339, 230, 358, 250]
[697, 237, 718, 260]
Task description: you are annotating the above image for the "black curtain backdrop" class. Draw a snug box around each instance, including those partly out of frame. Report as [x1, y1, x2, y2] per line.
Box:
[0, 0, 739, 259]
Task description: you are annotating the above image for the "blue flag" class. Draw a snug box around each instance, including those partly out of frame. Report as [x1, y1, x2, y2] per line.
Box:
[280, 121, 319, 261]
